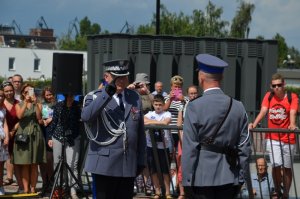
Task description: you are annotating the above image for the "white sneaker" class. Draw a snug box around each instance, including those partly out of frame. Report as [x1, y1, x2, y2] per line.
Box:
[0, 187, 5, 195]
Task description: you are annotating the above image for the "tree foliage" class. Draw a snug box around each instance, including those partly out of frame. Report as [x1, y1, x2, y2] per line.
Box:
[285, 86, 300, 95]
[55, 2, 300, 69]
[256, 35, 264, 40]
[58, 17, 101, 50]
[273, 33, 288, 67]
[137, 2, 229, 37]
[230, 1, 255, 38]
[18, 38, 27, 48]
[80, 17, 101, 36]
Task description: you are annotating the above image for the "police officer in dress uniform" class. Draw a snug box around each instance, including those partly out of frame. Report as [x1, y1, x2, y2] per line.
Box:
[81, 60, 146, 199]
[182, 54, 251, 199]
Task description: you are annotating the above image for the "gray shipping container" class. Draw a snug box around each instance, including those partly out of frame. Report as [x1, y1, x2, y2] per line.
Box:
[87, 34, 278, 113]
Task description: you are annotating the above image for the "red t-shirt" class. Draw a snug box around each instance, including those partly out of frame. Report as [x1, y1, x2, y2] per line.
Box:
[261, 92, 299, 144]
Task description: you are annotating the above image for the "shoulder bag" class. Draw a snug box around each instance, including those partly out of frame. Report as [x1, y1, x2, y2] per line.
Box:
[15, 122, 33, 145]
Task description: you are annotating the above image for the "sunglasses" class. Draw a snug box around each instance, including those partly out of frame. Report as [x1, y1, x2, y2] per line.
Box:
[271, 83, 283, 88]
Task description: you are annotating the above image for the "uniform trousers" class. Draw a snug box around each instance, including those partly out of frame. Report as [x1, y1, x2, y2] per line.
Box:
[94, 174, 135, 199]
[184, 184, 240, 199]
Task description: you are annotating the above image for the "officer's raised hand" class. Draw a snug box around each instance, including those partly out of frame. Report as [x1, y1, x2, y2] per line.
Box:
[105, 77, 118, 97]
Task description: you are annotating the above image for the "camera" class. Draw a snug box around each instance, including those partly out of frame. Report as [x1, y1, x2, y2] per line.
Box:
[135, 83, 142, 89]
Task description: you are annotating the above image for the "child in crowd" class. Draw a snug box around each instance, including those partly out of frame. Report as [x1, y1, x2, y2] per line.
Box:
[144, 94, 173, 199]
[39, 87, 55, 190]
[0, 86, 9, 195]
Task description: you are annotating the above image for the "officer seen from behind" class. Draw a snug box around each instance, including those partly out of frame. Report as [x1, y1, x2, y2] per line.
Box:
[182, 54, 251, 199]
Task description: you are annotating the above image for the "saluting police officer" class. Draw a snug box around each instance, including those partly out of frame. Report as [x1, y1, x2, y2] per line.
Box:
[182, 54, 251, 199]
[81, 60, 146, 199]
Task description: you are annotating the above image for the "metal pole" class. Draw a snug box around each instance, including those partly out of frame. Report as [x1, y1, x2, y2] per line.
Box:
[156, 0, 160, 35]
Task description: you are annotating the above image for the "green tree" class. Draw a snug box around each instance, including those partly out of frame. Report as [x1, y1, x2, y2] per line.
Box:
[273, 33, 288, 67]
[256, 35, 264, 40]
[58, 17, 101, 50]
[203, 1, 229, 37]
[230, 0, 255, 38]
[137, 23, 155, 34]
[137, 2, 229, 37]
[80, 16, 101, 36]
[18, 38, 26, 48]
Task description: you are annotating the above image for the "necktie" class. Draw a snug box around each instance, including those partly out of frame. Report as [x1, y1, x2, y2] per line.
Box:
[117, 93, 125, 111]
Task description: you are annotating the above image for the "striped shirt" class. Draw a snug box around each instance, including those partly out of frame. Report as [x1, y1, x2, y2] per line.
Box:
[164, 95, 189, 133]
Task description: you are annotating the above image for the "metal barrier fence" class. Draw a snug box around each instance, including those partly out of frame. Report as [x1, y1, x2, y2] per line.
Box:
[249, 128, 300, 199]
[141, 125, 300, 199]
[142, 125, 182, 198]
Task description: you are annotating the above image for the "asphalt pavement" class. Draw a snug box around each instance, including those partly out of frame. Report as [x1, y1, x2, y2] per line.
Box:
[2, 162, 300, 198]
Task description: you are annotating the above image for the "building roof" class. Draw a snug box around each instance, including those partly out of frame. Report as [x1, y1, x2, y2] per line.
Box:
[277, 68, 300, 79]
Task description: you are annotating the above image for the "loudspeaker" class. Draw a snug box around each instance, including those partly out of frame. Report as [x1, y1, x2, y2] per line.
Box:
[52, 53, 83, 95]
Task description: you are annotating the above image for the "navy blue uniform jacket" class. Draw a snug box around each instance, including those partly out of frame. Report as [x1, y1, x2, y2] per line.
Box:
[81, 88, 146, 177]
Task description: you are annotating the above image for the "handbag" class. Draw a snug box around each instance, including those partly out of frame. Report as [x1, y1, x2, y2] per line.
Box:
[15, 121, 33, 145]
[15, 133, 29, 144]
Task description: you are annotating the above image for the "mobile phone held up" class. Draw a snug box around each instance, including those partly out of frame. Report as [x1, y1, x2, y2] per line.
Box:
[173, 88, 182, 100]
[101, 79, 108, 86]
[28, 87, 34, 97]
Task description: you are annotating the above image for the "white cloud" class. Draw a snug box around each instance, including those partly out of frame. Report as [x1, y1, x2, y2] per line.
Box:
[245, 0, 300, 48]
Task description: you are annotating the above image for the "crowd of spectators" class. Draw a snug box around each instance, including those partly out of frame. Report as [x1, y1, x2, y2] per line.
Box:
[0, 70, 298, 199]
[0, 74, 81, 199]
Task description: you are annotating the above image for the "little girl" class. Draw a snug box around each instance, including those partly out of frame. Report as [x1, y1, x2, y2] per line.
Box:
[0, 86, 9, 195]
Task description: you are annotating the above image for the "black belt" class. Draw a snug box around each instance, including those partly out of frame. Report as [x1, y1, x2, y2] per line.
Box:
[201, 144, 228, 154]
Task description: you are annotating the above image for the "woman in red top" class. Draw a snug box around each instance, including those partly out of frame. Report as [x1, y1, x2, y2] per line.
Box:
[2, 81, 23, 191]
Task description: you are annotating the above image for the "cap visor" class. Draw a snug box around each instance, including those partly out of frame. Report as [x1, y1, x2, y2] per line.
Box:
[110, 72, 130, 76]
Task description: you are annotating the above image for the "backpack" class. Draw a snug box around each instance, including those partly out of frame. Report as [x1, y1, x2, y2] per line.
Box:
[268, 90, 292, 105]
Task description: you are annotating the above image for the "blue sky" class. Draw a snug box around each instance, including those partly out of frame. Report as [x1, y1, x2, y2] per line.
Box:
[1, 0, 300, 52]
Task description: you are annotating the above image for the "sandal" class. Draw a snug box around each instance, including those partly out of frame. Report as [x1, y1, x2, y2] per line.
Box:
[3, 178, 13, 186]
[178, 195, 185, 199]
[166, 195, 173, 199]
[152, 194, 161, 199]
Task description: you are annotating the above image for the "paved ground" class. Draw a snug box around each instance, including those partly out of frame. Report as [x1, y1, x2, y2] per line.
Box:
[2, 162, 300, 198]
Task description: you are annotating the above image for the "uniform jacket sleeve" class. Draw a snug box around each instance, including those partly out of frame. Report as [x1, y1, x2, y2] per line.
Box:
[81, 89, 111, 122]
[237, 103, 252, 184]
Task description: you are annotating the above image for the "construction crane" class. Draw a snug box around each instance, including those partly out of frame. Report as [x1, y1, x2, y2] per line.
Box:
[120, 21, 133, 34]
[36, 16, 49, 29]
[11, 20, 23, 34]
[67, 17, 79, 38]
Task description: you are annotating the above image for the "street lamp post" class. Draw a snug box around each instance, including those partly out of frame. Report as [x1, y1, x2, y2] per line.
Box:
[156, 0, 160, 35]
